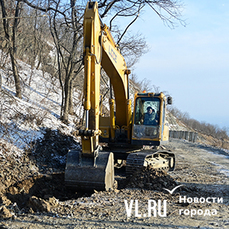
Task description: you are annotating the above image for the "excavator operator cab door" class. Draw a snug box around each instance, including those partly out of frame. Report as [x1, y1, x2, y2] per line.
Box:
[131, 93, 168, 146]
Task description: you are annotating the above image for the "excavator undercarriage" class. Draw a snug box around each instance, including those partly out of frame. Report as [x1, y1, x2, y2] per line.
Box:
[65, 144, 175, 191]
[126, 149, 175, 177]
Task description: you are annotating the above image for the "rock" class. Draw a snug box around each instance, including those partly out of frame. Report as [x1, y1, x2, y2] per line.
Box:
[126, 166, 177, 191]
[48, 197, 59, 207]
[28, 207, 34, 214]
[0, 195, 12, 206]
[8, 186, 19, 195]
[0, 183, 5, 194]
[29, 196, 51, 212]
[12, 202, 20, 213]
[114, 189, 120, 194]
[0, 206, 12, 218]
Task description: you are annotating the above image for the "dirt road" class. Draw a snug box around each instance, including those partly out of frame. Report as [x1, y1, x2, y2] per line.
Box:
[1, 139, 229, 228]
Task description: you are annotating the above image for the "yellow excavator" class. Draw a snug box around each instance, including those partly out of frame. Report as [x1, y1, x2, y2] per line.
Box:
[65, 1, 175, 191]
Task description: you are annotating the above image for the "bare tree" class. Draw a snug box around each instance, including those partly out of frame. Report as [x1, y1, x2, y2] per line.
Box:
[47, 0, 84, 122]
[16, 6, 51, 72]
[98, 0, 185, 30]
[11, 0, 185, 122]
[118, 33, 148, 68]
[0, 0, 23, 98]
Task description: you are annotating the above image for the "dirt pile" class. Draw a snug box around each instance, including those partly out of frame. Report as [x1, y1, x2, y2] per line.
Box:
[0, 172, 93, 220]
[0, 206, 12, 219]
[0, 164, 180, 217]
[0, 129, 84, 218]
[0, 146, 38, 195]
[31, 129, 80, 174]
[3, 172, 86, 208]
[126, 166, 178, 191]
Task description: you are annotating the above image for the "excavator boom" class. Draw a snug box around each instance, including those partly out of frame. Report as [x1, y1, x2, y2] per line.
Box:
[65, 1, 130, 191]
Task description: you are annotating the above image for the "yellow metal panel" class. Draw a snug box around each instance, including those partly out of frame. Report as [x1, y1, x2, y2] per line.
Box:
[163, 124, 169, 141]
[82, 137, 94, 155]
[99, 116, 110, 139]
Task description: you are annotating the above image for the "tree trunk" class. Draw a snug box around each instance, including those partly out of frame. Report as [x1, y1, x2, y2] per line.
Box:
[61, 77, 71, 123]
[0, 71, 2, 91]
[69, 80, 74, 115]
[9, 49, 22, 99]
[0, 0, 22, 99]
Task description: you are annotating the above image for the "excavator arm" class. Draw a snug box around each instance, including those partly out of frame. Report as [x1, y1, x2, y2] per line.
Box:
[82, 1, 132, 154]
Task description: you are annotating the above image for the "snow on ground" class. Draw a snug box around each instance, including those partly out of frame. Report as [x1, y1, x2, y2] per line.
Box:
[0, 58, 81, 158]
[0, 52, 185, 159]
[207, 150, 229, 177]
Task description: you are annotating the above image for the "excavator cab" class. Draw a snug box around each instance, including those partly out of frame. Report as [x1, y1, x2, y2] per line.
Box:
[132, 92, 171, 147]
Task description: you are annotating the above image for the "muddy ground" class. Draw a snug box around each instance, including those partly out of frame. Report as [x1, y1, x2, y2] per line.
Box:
[0, 137, 229, 228]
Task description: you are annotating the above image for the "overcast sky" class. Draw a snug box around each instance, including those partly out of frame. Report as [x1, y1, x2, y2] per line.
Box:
[130, 0, 229, 130]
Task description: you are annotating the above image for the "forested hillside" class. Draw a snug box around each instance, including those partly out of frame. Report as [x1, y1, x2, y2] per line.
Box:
[0, 0, 228, 154]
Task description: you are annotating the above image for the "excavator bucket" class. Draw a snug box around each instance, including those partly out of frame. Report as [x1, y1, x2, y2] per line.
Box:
[65, 150, 114, 191]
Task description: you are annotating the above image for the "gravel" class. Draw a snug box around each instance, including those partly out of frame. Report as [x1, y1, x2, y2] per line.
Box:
[0, 138, 229, 228]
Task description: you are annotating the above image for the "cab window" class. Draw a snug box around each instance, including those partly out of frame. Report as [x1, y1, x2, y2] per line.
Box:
[134, 97, 160, 126]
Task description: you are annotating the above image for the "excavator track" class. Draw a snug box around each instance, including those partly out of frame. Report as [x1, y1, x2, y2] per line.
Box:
[126, 150, 175, 177]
